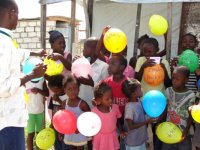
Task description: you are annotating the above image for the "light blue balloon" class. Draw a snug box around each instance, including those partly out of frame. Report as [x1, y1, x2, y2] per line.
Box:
[23, 57, 43, 82]
[142, 90, 166, 118]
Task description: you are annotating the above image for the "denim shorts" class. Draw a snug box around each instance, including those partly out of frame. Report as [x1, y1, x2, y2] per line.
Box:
[0, 127, 25, 150]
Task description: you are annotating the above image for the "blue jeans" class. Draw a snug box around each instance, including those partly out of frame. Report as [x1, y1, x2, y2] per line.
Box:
[0, 127, 25, 150]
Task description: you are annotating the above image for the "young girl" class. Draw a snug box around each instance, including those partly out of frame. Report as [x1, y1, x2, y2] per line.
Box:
[48, 75, 68, 150]
[92, 82, 124, 150]
[63, 76, 90, 150]
[48, 30, 72, 77]
[122, 79, 156, 150]
[26, 78, 49, 150]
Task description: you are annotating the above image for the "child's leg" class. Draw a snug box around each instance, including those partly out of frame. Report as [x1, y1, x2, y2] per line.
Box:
[26, 114, 36, 150]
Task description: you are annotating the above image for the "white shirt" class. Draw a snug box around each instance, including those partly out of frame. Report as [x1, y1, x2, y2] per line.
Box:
[0, 27, 30, 130]
[79, 59, 109, 108]
[26, 79, 45, 114]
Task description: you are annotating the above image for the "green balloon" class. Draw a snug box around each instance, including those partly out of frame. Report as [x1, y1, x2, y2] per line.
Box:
[178, 50, 199, 73]
[36, 128, 55, 150]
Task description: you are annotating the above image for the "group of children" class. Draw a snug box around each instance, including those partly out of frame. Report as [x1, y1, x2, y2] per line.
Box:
[25, 28, 200, 150]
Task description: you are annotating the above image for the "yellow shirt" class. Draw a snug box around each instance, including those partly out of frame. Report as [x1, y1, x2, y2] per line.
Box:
[135, 57, 171, 94]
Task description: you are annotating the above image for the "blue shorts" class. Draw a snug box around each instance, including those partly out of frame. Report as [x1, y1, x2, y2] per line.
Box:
[0, 127, 25, 150]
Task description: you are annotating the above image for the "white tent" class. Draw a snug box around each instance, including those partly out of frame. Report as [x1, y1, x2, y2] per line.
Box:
[91, 1, 200, 60]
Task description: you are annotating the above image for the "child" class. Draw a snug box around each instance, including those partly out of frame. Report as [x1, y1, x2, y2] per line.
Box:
[172, 33, 199, 93]
[162, 66, 195, 150]
[63, 76, 90, 150]
[48, 30, 72, 77]
[135, 37, 171, 150]
[26, 78, 49, 150]
[135, 37, 171, 94]
[122, 79, 157, 150]
[48, 75, 68, 150]
[92, 82, 124, 150]
[78, 37, 109, 108]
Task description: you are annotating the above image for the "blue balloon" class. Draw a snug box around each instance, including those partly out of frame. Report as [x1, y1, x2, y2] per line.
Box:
[197, 79, 200, 88]
[142, 90, 166, 118]
[23, 57, 43, 82]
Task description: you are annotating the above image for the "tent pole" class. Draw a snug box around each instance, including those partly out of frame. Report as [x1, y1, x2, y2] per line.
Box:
[133, 3, 142, 57]
[166, 2, 172, 60]
[40, 4, 47, 51]
[83, 0, 90, 38]
[70, 0, 76, 53]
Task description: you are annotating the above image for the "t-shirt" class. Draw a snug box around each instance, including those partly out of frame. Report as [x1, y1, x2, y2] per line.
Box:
[124, 102, 148, 146]
[104, 76, 128, 114]
[135, 56, 171, 94]
[165, 87, 195, 131]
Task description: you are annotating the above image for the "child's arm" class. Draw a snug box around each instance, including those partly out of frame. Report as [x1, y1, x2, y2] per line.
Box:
[30, 50, 47, 57]
[160, 62, 172, 88]
[77, 75, 94, 87]
[31, 81, 49, 97]
[52, 94, 63, 105]
[95, 26, 111, 62]
[48, 53, 72, 71]
[181, 112, 193, 141]
[80, 100, 91, 112]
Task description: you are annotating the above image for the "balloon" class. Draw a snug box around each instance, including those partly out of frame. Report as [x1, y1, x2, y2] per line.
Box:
[77, 112, 101, 136]
[44, 58, 64, 76]
[191, 105, 200, 123]
[178, 50, 199, 73]
[53, 110, 77, 134]
[156, 122, 182, 144]
[72, 57, 92, 78]
[142, 90, 166, 118]
[22, 57, 43, 81]
[144, 64, 165, 87]
[24, 90, 29, 104]
[149, 15, 168, 36]
[36, 128, 55, 150]
[103, 28, 127, 53]
[197, 79, 200, 88]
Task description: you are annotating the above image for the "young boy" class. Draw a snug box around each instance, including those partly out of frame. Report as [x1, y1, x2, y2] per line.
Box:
[162, 66, 195, 150]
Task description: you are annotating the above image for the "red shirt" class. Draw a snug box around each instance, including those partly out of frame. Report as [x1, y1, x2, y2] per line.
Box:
[104, 76, 128, 114]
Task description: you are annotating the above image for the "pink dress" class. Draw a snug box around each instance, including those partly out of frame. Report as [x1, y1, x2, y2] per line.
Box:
[123, 65, 135, 78]
[92, 104, 122, 150]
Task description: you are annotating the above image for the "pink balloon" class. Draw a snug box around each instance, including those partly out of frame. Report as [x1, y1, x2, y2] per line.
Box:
[53, 110, 77, 134]
[72, 57, 91, 78]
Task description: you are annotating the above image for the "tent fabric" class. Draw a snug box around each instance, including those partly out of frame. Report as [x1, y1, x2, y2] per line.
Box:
[91, 2, 182, 60]
[95, 0, 200, 3]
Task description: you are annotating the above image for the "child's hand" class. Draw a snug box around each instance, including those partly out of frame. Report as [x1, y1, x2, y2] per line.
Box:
[31, 63, 47, 79]
[72, 55, 81, 62]
[171, 57, 179, 67]
[120, 130, 127, 139]
[147, 117, 158, 123]
[180, 130, 187, 142]
[58, 133, 64, 141]
[38, 50, 47, 58]
[102, 26, 111, 35]
[31, 88, 40, 94]
[77, 75, 94, 86]
[48, 53, 62, 61]
[142, 59, 156, 68]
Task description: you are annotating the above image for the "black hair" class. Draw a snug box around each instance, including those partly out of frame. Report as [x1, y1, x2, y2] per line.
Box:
[174, 66, 190, 79]
[85, 37, 99, 49]
[49, 30, 64, 44]
[0, 0, 16, 11]
[122, 79, 141, 97]
[94, 82, 111, 99]
[181, 33, 198, 43]
[48, 75, 64, 88]
[63, 75, 80, 88]
[137, 34, 149, 45]
[142, 37, 159, 52]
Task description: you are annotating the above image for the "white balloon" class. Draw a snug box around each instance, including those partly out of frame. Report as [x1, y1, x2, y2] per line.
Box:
[77, 112, 101, 136]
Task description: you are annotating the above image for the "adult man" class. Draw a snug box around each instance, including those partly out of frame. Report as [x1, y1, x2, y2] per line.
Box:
[0, 0, 46, 149]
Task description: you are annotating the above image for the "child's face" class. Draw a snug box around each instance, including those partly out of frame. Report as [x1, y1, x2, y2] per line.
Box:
[64, 81, 79, 100]
[52, 37, 66, 54]
[108, 56, 124, 75]
[181, 35, 197, 51]
[142, 43, 157, 58]
[172, 72, 188, 90]
[49, 86, 64, 96]
[135, 85, 143, 99]
[99, 90, 112, 107]
[83, 43, 92, 58]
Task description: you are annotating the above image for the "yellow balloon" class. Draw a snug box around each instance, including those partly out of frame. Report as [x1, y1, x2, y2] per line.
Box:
[149, 15, 168, 36]
[36, 128, 55, 150]
[103, 28, 127, 53]
[24, 90, 29, 104]
[44, 58, 64, 76]
[156, 122, 182, 144]
[191, 105, 200, 123]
